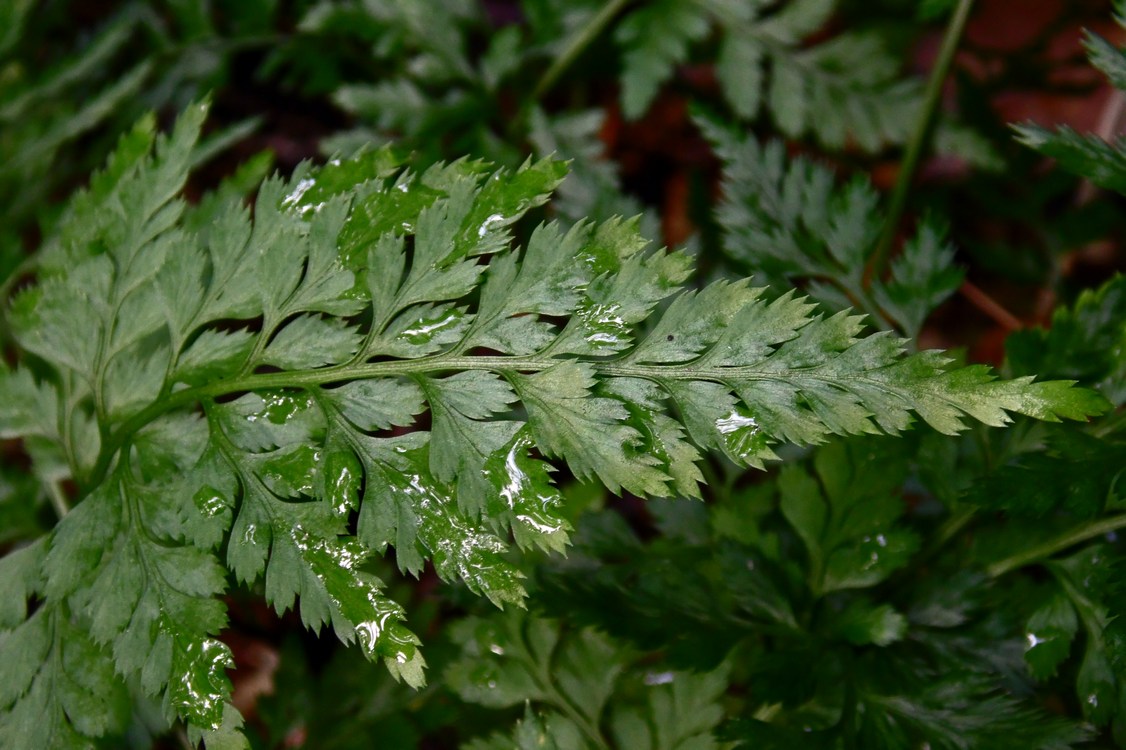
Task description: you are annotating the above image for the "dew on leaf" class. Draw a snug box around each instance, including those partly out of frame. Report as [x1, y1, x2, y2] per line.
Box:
[576, 301, 627, 347]
[496, 433, 536, 510]
[242, 522, 262, 546]
[397, 309, 464, 345]
[477, 212, 506, 238]
[170, 638, 233, 729]
[514, 513, 565, 535]
[282, 177, 316, 209]
[483, 430, 568, 548]
[192, 486, 226, 518]
[260, 445, 321, 497]
[252, 390, 316, 425]
[715, 408, 769, 461]
[326, 451, 361, 516]
[355, 616, 394, 656]
[860, 538, 882, 569]
[715, 409, 758, 435]
[291, 525, 367, 570]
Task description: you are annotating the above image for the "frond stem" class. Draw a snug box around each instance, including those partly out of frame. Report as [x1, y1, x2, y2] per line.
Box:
[504, 0, 632, 141]
[0, 253, 39, 347]
[0, 253, 37, 302]
[985, 512, 1126, 578]
[531, 0, 633, 103]
[46, 480, 70, 519]
[870, 0, 976, 281]
[79, 349, 1009, 499]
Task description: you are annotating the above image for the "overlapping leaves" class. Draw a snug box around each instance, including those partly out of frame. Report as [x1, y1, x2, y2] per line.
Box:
[1015, 18, 1126, 195]
[447, 612, 729, 750]
[701, 115, 965, 340]
[966, 275, 1126, 517]
[534, 438, 1095, 749]
[616, 0, 924, 150]
[0, 101, 1104, 747]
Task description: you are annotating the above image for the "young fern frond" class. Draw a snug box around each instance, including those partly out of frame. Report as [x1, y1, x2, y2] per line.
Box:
[616, 0, 923, 150]
[701, 115, 965, 340]
[0, 103, 1106, 748]
[1015, 21, 1126, 193]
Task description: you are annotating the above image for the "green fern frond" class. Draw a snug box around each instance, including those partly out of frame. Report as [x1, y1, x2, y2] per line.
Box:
[0, 103, 1105, 747]
[616, 0, 923, 150]
[701, 116, 964, 339]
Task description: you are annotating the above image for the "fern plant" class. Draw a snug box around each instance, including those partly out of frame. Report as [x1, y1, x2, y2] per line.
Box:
[522, 439, 1103, 749]
[701, 115, 964, 340]
[0, 94, 1106, 748]
[0, 0, 278, 295]
[615, 0, 924, 150]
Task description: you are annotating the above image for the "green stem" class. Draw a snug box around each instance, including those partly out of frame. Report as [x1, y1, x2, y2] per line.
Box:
[0, 253, 37, 302]
[505, 0, 632, 141]
[531, 0, 632, 103]
[0, 254, 38, 347]
[46, 480, 70, 519]
[985, 513, 1126, 578]
[924, 505, 976, 559]
[841, 279, 893, 333]
[870, 0, 976, 280]
[78, 342, 966, 498]
[522, 632, 610, 750]
[543, 684, 609, 750]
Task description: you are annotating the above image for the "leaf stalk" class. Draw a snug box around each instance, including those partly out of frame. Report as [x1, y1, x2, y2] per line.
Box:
[505, 0, 632, 141]
[870, 0, 976, 280]
[531, 0, 633, 103]
[985, 512, 1126, 578]
[46, 480, 70, 519]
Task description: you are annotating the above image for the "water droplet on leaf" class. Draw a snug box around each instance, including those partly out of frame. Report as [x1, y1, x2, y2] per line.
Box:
[192, 486, 226, 518]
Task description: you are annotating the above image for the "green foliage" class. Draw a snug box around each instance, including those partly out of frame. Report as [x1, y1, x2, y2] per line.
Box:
[702, 115, 964, 339]
[0, 98, 1101, 747]
[533, 438, 1096, 749]
[323, 0, 525, 163]
[1007, 275, 1126, 405]
[448, 612, 728, 750]
[963, 274, 1121, 520]
[1015, 24, 1126, 193]
[616, 0, 923, 150]
[3, 2, 1126, 749]
[0, 0, 272, 275]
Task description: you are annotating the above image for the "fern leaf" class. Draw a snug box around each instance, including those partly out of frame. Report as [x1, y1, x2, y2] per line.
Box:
[0, 104, 1105, 746]
[616, 0, 712, 119]
[448, 611, 728, 750]
[702, 116, 965, 339]
[613, 0, 924, 150]
[1015, 24, 1126, 194]
[0, 540, 130, 748]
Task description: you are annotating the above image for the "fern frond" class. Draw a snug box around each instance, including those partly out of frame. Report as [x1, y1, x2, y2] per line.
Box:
[615, 0, 923, 150]
[0, 104, 1105, 747]
[701, 116, 964, 339]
